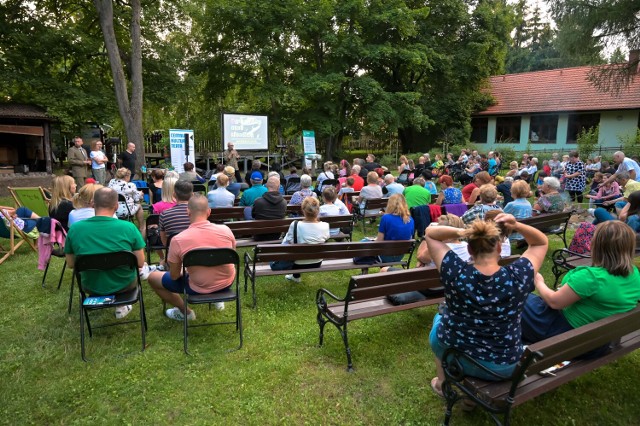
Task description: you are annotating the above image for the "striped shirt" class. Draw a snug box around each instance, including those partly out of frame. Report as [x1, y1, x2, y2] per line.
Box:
[159, 203, 190, 237]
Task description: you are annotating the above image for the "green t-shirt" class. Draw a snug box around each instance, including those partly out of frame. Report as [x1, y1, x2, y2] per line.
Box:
[65, 216, 145, 295]
[403, 185, 431, 208]
[562, 266, 640, 329]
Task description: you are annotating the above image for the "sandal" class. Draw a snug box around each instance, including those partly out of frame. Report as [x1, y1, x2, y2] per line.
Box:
[431, 377, 444, 399]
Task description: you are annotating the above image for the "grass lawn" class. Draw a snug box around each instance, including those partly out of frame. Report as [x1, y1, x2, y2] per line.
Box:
[1, 198, 639, 425]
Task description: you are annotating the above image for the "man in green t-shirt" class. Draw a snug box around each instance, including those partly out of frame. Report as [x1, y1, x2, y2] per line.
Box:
[403, 177, 431, 208]
[65, 187, 145, 318]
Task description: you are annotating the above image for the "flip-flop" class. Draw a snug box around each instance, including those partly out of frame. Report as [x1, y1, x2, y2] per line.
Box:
[431, 377, 444, 399]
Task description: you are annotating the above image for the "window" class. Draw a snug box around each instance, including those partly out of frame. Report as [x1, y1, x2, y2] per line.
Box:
[529, 115, 558, 143]
[470, 117, 488, 144]
[495, 116, 521, 143]
[567, 113, 600, 143]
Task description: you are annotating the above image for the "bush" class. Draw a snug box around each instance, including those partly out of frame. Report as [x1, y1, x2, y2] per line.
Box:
[577, 126, 599, 159]
[619, 129, 640, 157]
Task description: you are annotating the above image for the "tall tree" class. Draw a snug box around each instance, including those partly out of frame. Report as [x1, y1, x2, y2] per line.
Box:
[93, 0, 144, 169]
[551, 0, 640, 92]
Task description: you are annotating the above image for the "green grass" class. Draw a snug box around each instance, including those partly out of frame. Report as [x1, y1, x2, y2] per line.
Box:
[1, 200, 640, 425]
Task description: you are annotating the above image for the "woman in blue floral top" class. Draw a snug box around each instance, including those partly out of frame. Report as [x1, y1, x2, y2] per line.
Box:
[435, 175, 462, 205]
[425, 213, 548, 397]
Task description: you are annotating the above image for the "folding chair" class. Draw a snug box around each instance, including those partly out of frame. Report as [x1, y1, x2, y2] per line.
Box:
[181, 248, 243, 354]
[8, 186, 50, 217]
[41, 220, 68, 289]
[192, 183, 207, 196]
[117, 194, 135, 222]
[145, 214, 165, 265]
[74, 251, 147, 362]
[284, 177, 301, 195]
[0, 209, 37, 265]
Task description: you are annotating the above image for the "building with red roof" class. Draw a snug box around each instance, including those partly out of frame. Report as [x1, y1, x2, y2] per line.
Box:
[471, 55, 640, 152]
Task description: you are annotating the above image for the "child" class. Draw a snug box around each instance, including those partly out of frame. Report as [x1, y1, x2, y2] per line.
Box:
[542, 160, 551, 176]
[535, 171, 547, 197]
[422, 171, 438, 196]
[586, 173, 620, 211]
[503, 180, 532, 242]
[338, 177, 356, 213]
[320, 187, 349, 237]
[589, 172, 604, 194]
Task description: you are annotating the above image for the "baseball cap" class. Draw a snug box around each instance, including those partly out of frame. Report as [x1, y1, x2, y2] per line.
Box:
[251, 171, 263, 181]
[224, 166, 235, 175]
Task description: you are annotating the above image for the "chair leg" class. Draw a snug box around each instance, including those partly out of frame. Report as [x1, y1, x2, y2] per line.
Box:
[183, 298, 190, 355]
[68, 274, 75, 314]
[139, 291, 146, 352]
[57, 260, 67, 290]
[80, 304, 87, 362]
[42, 261, 51, 288]
[236, 299, 243, 350]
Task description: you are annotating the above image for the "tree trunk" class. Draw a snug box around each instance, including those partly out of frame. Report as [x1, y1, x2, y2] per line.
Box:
[94, 0, 145, 172]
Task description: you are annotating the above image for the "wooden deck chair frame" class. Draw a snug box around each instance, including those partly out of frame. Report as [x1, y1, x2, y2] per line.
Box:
[9, 186, 50, 217]
[0, 209, 37, 265]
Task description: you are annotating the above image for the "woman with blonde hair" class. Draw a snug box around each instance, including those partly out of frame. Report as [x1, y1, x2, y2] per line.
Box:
[522, 221, 640, 351]
[89, 140, 108, 184]
[108, 167, 144, 231]
[398, 155, 410, 174]
[416, 214, 467, 267]
[49, 175, 77, 230]
[426, 213, 547, 394]
[270, 197, 330, 283]
[375, 194, 415, 262]
[506, 161, 519, 178]
[68, 183, 104, 226]
[152, 175, 178, 214]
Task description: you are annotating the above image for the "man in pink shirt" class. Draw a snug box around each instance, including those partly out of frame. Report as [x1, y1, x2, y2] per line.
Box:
[147, 194, 236, 321]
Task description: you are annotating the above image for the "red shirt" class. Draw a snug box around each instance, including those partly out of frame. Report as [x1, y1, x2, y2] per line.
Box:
[350, 174, 365, 191]
[462, 183, 477, 202]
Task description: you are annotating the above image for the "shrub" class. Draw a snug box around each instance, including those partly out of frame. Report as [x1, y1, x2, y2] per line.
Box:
[577, 126, 599, 159]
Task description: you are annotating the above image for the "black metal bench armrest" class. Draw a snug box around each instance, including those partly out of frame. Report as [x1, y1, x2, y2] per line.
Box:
[316, 287, 346, 308]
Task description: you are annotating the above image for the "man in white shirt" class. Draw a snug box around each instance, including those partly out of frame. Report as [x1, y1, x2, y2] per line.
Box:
[383, 174, 405, 197]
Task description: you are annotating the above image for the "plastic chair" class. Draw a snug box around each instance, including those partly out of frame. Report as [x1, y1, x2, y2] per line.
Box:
[181, 248, 243, 354]
[74, 251, 147, 361]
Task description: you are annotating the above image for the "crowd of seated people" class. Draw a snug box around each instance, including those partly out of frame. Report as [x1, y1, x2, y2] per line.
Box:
[12, 146, 640, 388]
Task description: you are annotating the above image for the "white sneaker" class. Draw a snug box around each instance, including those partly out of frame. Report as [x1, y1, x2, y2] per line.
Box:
[285, 274, 301, 283]
[115, 304, 132, 319]
[165, 307, 196, 321]
[139, 262, 157, 280]
[587, 208, 595, 217]
[214, 302, 225, 311]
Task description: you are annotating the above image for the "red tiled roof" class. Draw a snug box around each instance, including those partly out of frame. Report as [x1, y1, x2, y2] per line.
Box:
[476, 66, 640, 116]
[0, 103, 50, 119]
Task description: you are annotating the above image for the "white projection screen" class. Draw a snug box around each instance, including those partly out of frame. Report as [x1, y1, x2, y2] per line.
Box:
[222, 113, 269, 150]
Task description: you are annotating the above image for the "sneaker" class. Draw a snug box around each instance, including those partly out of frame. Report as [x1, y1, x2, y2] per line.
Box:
[156, 264, 166, 271]
[165, 307, 196, 321]
[285, 274, 301, 283]
[587, 208, 595, 217]
[139, 262, 157, 280]
[214, 302, 225, 311]
[115, 304, 132, 319]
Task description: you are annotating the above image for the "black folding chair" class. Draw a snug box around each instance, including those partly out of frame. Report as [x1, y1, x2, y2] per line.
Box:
[284, 177, 301, 195]
[41, 220, 68, 289]
[74, 251, 147, 362]
[181, 248, 243, 354]
[192, 184, 207, 196]
[117, 193, 134, 222]
[145, 214, 165, 265]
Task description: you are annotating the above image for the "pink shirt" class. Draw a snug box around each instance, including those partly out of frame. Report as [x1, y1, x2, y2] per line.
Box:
[168, 221, 237, 293]
[152, 201, 176, 215]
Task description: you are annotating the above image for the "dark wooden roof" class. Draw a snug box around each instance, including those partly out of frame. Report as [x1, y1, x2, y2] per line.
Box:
[0, 104, 50, 120]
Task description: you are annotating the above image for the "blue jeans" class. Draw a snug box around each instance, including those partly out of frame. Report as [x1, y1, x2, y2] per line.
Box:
[429, 313, 518, 381]
[592, 207, 615, 225]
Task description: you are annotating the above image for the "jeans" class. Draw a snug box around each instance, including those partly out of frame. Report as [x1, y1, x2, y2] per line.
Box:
[592, 207, 615, 225]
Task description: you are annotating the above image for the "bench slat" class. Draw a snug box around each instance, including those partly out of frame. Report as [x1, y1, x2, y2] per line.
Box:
[328, 296, 444, 321]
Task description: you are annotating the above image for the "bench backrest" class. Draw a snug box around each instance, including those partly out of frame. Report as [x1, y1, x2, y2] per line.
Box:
[347, 267, 443, 302]
[208, 207, 246, 223]
[519, 211, 571, 231]
[363, 197, 389, 211]
[253, 240, 415, 263]
[286, 204, 302, 215]
[521, 305, 640, 376]
[226, 215, 354, 241]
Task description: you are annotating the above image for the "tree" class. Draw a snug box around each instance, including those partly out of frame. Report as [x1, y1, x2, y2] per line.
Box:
[93, 0, 145, 170]
[551, 0, 640, 92]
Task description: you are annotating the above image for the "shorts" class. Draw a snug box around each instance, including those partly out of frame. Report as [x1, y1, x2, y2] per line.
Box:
[161, 272, 231, 295]
[429, 313, 518, 381]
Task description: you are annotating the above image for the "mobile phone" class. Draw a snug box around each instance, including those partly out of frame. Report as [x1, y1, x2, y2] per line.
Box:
[539, 361, 571, 377]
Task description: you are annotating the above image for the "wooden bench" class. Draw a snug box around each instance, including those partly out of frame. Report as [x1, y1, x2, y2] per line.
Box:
[316, 267, 446, 371]
[243, 240, 416, 308]
[207, 207, 246, 223]
[353, 197, 389, 234]
[225, 215, 354, 248]
[286, 203, 302, 216]
[551, 236, 640, 287]
[440, 305, 640, 426]
[518, 211, 572, 248]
